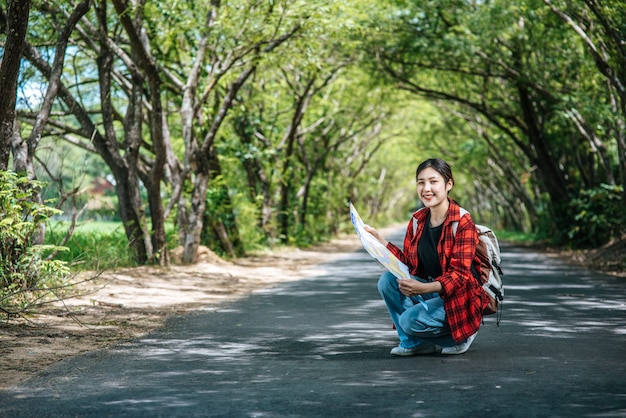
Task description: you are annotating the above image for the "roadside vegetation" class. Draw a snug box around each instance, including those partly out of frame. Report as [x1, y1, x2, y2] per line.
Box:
[0, 171, 70, 316]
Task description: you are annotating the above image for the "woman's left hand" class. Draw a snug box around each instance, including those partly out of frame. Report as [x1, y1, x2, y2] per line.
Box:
[397, 279, 426, 297]
[397, 278, 442, 296]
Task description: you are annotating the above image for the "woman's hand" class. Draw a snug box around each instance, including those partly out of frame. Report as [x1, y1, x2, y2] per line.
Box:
[363, 225, 388, 247]
[398, 278, 442, 297]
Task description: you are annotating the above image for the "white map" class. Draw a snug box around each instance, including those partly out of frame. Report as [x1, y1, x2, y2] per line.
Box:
[349, 202, 411, 280]
[350, 202, 428, 310]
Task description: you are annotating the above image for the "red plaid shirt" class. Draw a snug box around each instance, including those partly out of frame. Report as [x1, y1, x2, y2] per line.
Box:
[386, 199, 490, 343]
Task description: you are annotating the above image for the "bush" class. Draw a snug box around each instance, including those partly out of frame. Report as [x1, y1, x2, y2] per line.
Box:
[0, 171, 70, 314]
[566, 184, 624, 248]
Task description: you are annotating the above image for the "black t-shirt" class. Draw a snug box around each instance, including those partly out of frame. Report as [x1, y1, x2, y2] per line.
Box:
[418, 212, 443, 280]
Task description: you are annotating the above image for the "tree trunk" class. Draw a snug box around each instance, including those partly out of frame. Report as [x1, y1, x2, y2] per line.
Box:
[511, 44, 570, 207]
[20, 34, 151, 263]
[0, 0, 30, 170]
[278, 155, 295, 243]
[111, 0, 169, 265]
[277, 83, 314, 242]
[180, 66, 258, 262]
[181, 169, 210, 264]
[7, 0, 88, 246]
[545, 0, 626, 205]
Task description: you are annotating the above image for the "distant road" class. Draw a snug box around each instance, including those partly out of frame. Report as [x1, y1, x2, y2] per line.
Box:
[1, 230, 625, 417]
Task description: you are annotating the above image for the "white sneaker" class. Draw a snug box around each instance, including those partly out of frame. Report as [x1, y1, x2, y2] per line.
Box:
[441, 332, 477, 355]
[390, 343, 438, 356]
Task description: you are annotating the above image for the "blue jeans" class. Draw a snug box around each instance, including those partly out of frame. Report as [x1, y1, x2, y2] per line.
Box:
[377, 271, 456, 349]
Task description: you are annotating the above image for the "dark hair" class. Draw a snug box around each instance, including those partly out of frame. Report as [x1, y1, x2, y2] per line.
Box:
[416, 158, 454, 186]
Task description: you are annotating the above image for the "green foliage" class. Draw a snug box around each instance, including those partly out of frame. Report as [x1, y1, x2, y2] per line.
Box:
[36, 137, 120, 222]
[565, 184, 624, 249]
[0, 171, 70, 312]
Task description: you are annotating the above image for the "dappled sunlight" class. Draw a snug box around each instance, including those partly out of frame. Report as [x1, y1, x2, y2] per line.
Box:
[103, 397, 200, 408]
[506, 283, 593, 291]
[562, 298, 626, 310]
[505, 263, 583, 275]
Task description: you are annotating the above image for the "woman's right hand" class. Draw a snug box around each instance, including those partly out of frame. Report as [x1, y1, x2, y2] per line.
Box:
[364, 225, 388, 247]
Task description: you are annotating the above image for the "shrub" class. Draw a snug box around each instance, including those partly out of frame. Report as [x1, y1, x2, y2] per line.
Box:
[566, 184, 624, 248]
[0, 171, 70, 315]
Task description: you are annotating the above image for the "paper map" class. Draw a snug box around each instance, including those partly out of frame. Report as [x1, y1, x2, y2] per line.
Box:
[349, 202, 411, 281]
[350, 202, 428, 310]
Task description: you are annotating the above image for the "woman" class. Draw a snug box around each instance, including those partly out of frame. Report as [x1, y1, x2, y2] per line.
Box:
[365, 158, 490, 356]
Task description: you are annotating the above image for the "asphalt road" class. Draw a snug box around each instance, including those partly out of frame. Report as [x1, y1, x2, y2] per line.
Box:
[1, 230, 626, 417]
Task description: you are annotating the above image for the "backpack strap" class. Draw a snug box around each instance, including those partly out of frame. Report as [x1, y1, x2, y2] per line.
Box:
[411, 207, 427, 235]
[451, 208, 469, 237]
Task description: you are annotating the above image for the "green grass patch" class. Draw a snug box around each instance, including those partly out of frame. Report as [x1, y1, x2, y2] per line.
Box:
[45, 221, 179, 270]
[45, 222, 137, 270]
[494, 229, 541, 244]
[67, 221, 125, 234]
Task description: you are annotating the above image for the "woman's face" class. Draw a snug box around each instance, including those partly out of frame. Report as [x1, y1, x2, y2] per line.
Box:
[416, 167, 453, 208]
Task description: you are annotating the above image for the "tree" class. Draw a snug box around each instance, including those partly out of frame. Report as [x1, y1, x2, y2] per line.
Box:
[156, 1, 303, 262]
[0, 0, 30, 170]
[543, 0, 626, 203]
[20, 0, 169, 264]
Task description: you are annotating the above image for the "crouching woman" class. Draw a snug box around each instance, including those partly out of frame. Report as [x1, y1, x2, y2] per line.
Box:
[365, 158, 490, 356]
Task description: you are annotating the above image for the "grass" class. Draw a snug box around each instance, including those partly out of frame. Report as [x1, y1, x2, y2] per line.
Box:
[66, 221, 125, 234]
[44, 220, 178, 270]
[494, 229, 540, 244]
[45, 222, 137, 270]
